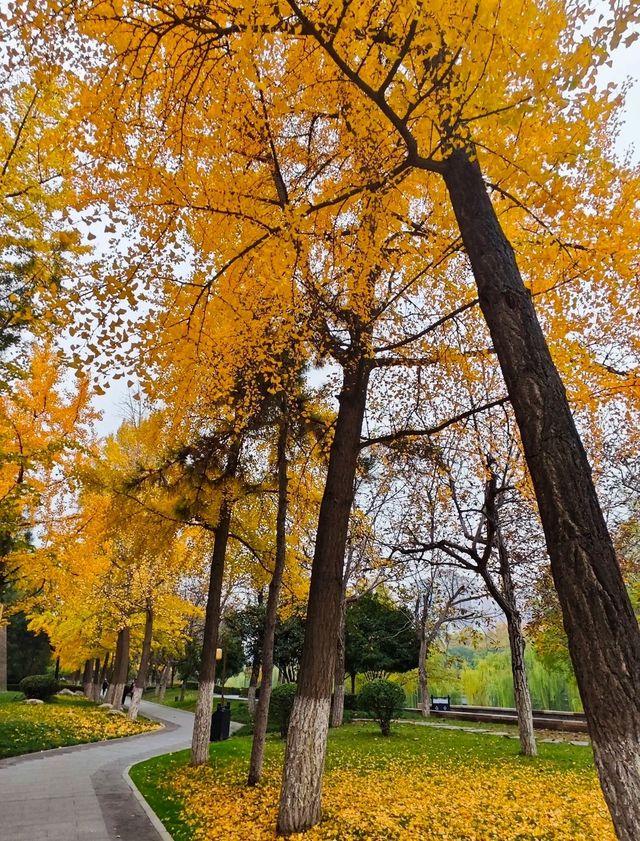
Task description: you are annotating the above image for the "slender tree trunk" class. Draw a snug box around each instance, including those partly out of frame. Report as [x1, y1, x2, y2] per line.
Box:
[247, 648, 262, 718]
[444, 147, 640, 840]
[157, 663, 170, 701]
[109, 627, 130, 710]
[100, 652, 110, 689]
[278, 356, 370, 835]
[129, 604, 154, 721]
[191, 443, 240, 766]
[91, 658, 101, 702]
[330, 590, 347, 728]
[180, 679, 187, 702]
[248, 412, 288, 785]
[506, 611, 537, 756]
[419, 640, 430, 719]
[82, 659, 93, 699]
[0, 622, 7, 693]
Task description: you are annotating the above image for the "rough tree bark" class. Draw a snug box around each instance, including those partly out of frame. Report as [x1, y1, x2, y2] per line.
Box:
[108, 627, 130, 710]
[248, 411, 288, 785]
[330, 588, 347, 728]
[444, 147, 640, 840]
[191, 442, 240, 766]
[129, 603, 154, 721]
[277, 354, 370, 835]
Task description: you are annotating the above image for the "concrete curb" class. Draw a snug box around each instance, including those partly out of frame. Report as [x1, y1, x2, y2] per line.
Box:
[123, 762, 175, 841]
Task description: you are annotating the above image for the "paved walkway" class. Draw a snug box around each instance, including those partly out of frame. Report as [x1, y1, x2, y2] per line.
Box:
[0, 700, 238, 841]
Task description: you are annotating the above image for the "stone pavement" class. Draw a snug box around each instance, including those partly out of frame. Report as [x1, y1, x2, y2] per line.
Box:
[0, 699, 239, 841]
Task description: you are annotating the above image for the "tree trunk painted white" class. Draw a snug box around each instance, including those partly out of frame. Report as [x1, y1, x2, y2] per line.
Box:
[277, 695, 332, 835]
[191, 678, 216, 766]
[157, 664, 170, 701]
[507, 612, 537, 756]
[247, 684, 257, 717]
[110, 627, 130, 711]
[129, 605, 153, 721]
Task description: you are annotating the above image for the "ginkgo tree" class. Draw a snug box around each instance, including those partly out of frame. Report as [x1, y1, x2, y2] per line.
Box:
[8, 0, 640, 837]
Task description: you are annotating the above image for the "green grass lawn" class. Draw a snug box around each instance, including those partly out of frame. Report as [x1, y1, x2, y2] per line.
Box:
[130, 722, 607, 841]
[0, 694, 159, 759]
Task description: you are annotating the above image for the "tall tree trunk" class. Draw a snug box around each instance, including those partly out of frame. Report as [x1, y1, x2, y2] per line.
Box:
[248, 412, 288, 785]
[0, 621, 7, 693]
[247, 589, 265, 717]
[99, 652, 110, 689]
[180, 679, 187, 702]
[191, 443, 240, 766]
[129, 604, 154, 721]
[506, 611, 536, 756]
[444, 147, 640, 840]
[157, 662, 170, 700]
[418, 640, 430, 719]
[82, 658, 93, 699]
[277, 355, 370, 835]
[91, 657, 101, 702]
[54, 656, 60, 681]
[330, 589, 347, 728]
[108, 627, 130, 710]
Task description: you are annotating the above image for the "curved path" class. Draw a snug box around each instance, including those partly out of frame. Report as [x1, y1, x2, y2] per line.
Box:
[0, 700, 232, 841]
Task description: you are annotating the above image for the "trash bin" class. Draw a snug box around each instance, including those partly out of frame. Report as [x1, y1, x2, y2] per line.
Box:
[210, 702, 231, 741]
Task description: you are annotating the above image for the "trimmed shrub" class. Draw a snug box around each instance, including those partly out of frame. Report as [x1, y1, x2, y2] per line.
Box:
[19, 674, 60, 701]
[358, 679, 405, 736]
[269, 683, 297, 738]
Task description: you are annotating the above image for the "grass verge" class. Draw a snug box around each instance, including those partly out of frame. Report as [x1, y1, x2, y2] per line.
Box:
[0, 695, 160, 759]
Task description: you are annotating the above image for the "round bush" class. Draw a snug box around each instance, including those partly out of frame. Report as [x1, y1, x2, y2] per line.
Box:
[19, 674, 60, 701]
[358, 679, 405, 736]
[268, 683, 297, 738]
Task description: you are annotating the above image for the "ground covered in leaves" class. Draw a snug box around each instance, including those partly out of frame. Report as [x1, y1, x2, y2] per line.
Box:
[130, 722, 613, 841]
[0, 693, 160, 758]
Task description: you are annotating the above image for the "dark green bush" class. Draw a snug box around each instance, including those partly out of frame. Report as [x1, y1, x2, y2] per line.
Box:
[268, 683, 297, 738]
[358, 679, 405, 736]
[343, 693, 358, 710]
[19, 674, 60, 700]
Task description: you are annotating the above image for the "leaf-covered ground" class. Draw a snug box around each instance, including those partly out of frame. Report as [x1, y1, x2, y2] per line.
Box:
[130, 722, 614, 841]
[0, 694, 160, 758]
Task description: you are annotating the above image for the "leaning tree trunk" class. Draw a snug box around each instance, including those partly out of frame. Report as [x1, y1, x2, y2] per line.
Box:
[330, 589, 347, 728]
[191, 443, 240, 766]
[277, 355, 370, 835]
[506, 611, 537, 756]
[248, 412, 288, 785]
[108, 627, 130, 710]
[444, 147, 640, 841]
[82, 658, 93, 699]
[129, 604, 154, 721]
